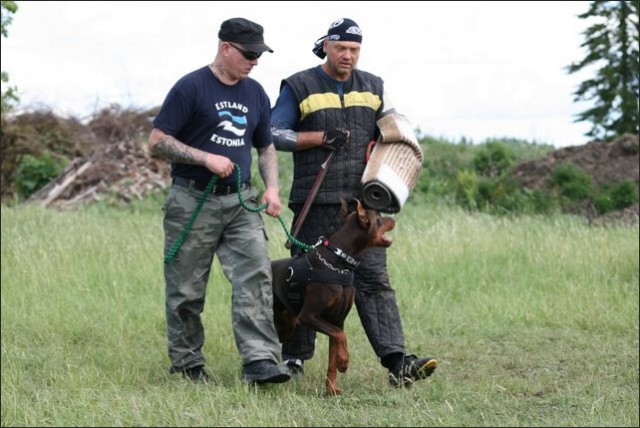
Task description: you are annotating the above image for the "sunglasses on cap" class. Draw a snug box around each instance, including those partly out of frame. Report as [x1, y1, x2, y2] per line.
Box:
[228, 42, 262, 60]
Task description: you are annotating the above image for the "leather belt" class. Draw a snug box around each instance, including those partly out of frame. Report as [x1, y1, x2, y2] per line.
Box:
[172, 176, 251, 195]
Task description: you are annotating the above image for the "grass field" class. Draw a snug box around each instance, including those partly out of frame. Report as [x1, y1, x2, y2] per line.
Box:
[1, 199, 638, 427]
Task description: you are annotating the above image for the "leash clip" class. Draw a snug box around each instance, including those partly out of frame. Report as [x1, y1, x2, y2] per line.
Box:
[313, 236, 325, 249]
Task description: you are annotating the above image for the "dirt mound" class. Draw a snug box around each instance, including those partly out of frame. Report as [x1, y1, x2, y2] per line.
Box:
[510, 133, 639, 190]
[509, 133, 639, 225]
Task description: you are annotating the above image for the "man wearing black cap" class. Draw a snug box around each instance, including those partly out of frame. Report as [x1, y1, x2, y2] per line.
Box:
[149, 17, 290, 385]
[271, 18, 438, 388]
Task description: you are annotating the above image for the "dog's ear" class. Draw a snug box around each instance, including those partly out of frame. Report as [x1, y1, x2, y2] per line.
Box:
[340, 198, 350, 221]
[355, 199, 370, 228]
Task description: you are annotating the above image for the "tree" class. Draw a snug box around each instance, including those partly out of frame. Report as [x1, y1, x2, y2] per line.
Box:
[1, 0, 19, 114]
[567, 0, 639, 141]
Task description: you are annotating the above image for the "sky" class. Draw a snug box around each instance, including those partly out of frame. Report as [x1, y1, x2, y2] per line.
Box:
[1, 1, 597, 147]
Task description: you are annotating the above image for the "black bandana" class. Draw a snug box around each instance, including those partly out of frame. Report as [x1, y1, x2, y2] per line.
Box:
[327, 18, 362, 43]
[312, 18, 362, 59]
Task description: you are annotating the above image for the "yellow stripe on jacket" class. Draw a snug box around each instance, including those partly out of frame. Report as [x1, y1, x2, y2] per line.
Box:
[299, 91, 382, 121]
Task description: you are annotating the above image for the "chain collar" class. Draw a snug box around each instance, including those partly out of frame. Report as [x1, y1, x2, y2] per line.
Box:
[316, 251, 352, 275]
[313, 236, 360, 272]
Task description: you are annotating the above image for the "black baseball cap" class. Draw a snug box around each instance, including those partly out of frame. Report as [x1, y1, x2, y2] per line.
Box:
[218, 17, 273, 53]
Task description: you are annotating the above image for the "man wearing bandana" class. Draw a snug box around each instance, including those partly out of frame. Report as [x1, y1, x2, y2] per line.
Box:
[271, 18, 438, 388]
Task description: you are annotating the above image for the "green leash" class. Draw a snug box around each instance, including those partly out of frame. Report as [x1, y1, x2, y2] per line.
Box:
[164, 164, 313, 264]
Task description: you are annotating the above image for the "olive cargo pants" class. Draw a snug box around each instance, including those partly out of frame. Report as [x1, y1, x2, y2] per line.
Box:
[162, 184, 282, 372]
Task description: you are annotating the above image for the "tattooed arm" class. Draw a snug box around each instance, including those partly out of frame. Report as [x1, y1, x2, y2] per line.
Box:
[256, 144, 282, 217]
[148, 128, 234, 178]
[257, 144, 279, 189]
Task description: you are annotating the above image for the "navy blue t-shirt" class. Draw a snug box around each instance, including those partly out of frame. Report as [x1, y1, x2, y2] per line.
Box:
[153, 66, 273, 186]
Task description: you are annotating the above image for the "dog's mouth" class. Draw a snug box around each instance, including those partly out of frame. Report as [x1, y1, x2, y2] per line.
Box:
[377, 217, 396, 247]
[381, 234, 393, 246]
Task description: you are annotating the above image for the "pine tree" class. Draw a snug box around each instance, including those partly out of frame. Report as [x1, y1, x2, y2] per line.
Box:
[1, 0, 19, 114]
[566, 0, 639, 141]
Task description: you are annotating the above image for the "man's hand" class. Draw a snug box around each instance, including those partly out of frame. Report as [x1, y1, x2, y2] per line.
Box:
[322, 129, 350, 151]
[261, 186, 282, 218]
[205, 153, 234, 177]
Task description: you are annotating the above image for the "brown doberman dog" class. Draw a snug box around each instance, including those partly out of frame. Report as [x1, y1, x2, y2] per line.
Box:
[271, 199, 396, 396]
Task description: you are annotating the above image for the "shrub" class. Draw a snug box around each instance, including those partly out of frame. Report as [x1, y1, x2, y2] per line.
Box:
[549, 162, 593, 201]
[456, 169, 479, 210]
[472, 142, 516, 178]
[594, 180, 639, 214]
[13, 153, 67, 199]
[609, 180, 638, 210]
[481, 176, 523, 215]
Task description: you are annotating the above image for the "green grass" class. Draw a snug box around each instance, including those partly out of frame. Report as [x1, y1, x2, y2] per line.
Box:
[1, 200, 638, 427]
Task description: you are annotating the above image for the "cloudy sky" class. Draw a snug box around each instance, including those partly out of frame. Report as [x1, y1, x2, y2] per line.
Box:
[1, 1, 596, 147]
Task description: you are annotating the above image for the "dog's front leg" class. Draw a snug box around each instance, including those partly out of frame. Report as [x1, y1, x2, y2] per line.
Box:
[326, 331, 350, 396]
[326, 334, 342, 396]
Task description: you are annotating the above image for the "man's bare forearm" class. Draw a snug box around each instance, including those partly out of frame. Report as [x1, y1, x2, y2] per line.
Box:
[149, 130, 208, 166]
[257, 145, 279, 188]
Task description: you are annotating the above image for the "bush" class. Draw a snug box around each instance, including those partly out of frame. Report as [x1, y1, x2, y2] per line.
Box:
[14, 153, 67, 199]
[472, 142, 516, 178]
[455, 169, 479, 210]
[480, 176, 523, 215]
[594, 180, 639, 214]
[549, 162, 593, 201]
[609, 180, 638, 210]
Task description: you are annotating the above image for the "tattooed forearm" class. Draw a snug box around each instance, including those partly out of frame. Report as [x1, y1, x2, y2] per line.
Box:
[151, 135, 208, 166]
[257, 145, 279, 188]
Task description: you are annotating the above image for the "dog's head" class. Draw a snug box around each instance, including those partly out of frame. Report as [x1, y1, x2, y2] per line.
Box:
[340, 198, 396, 248]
